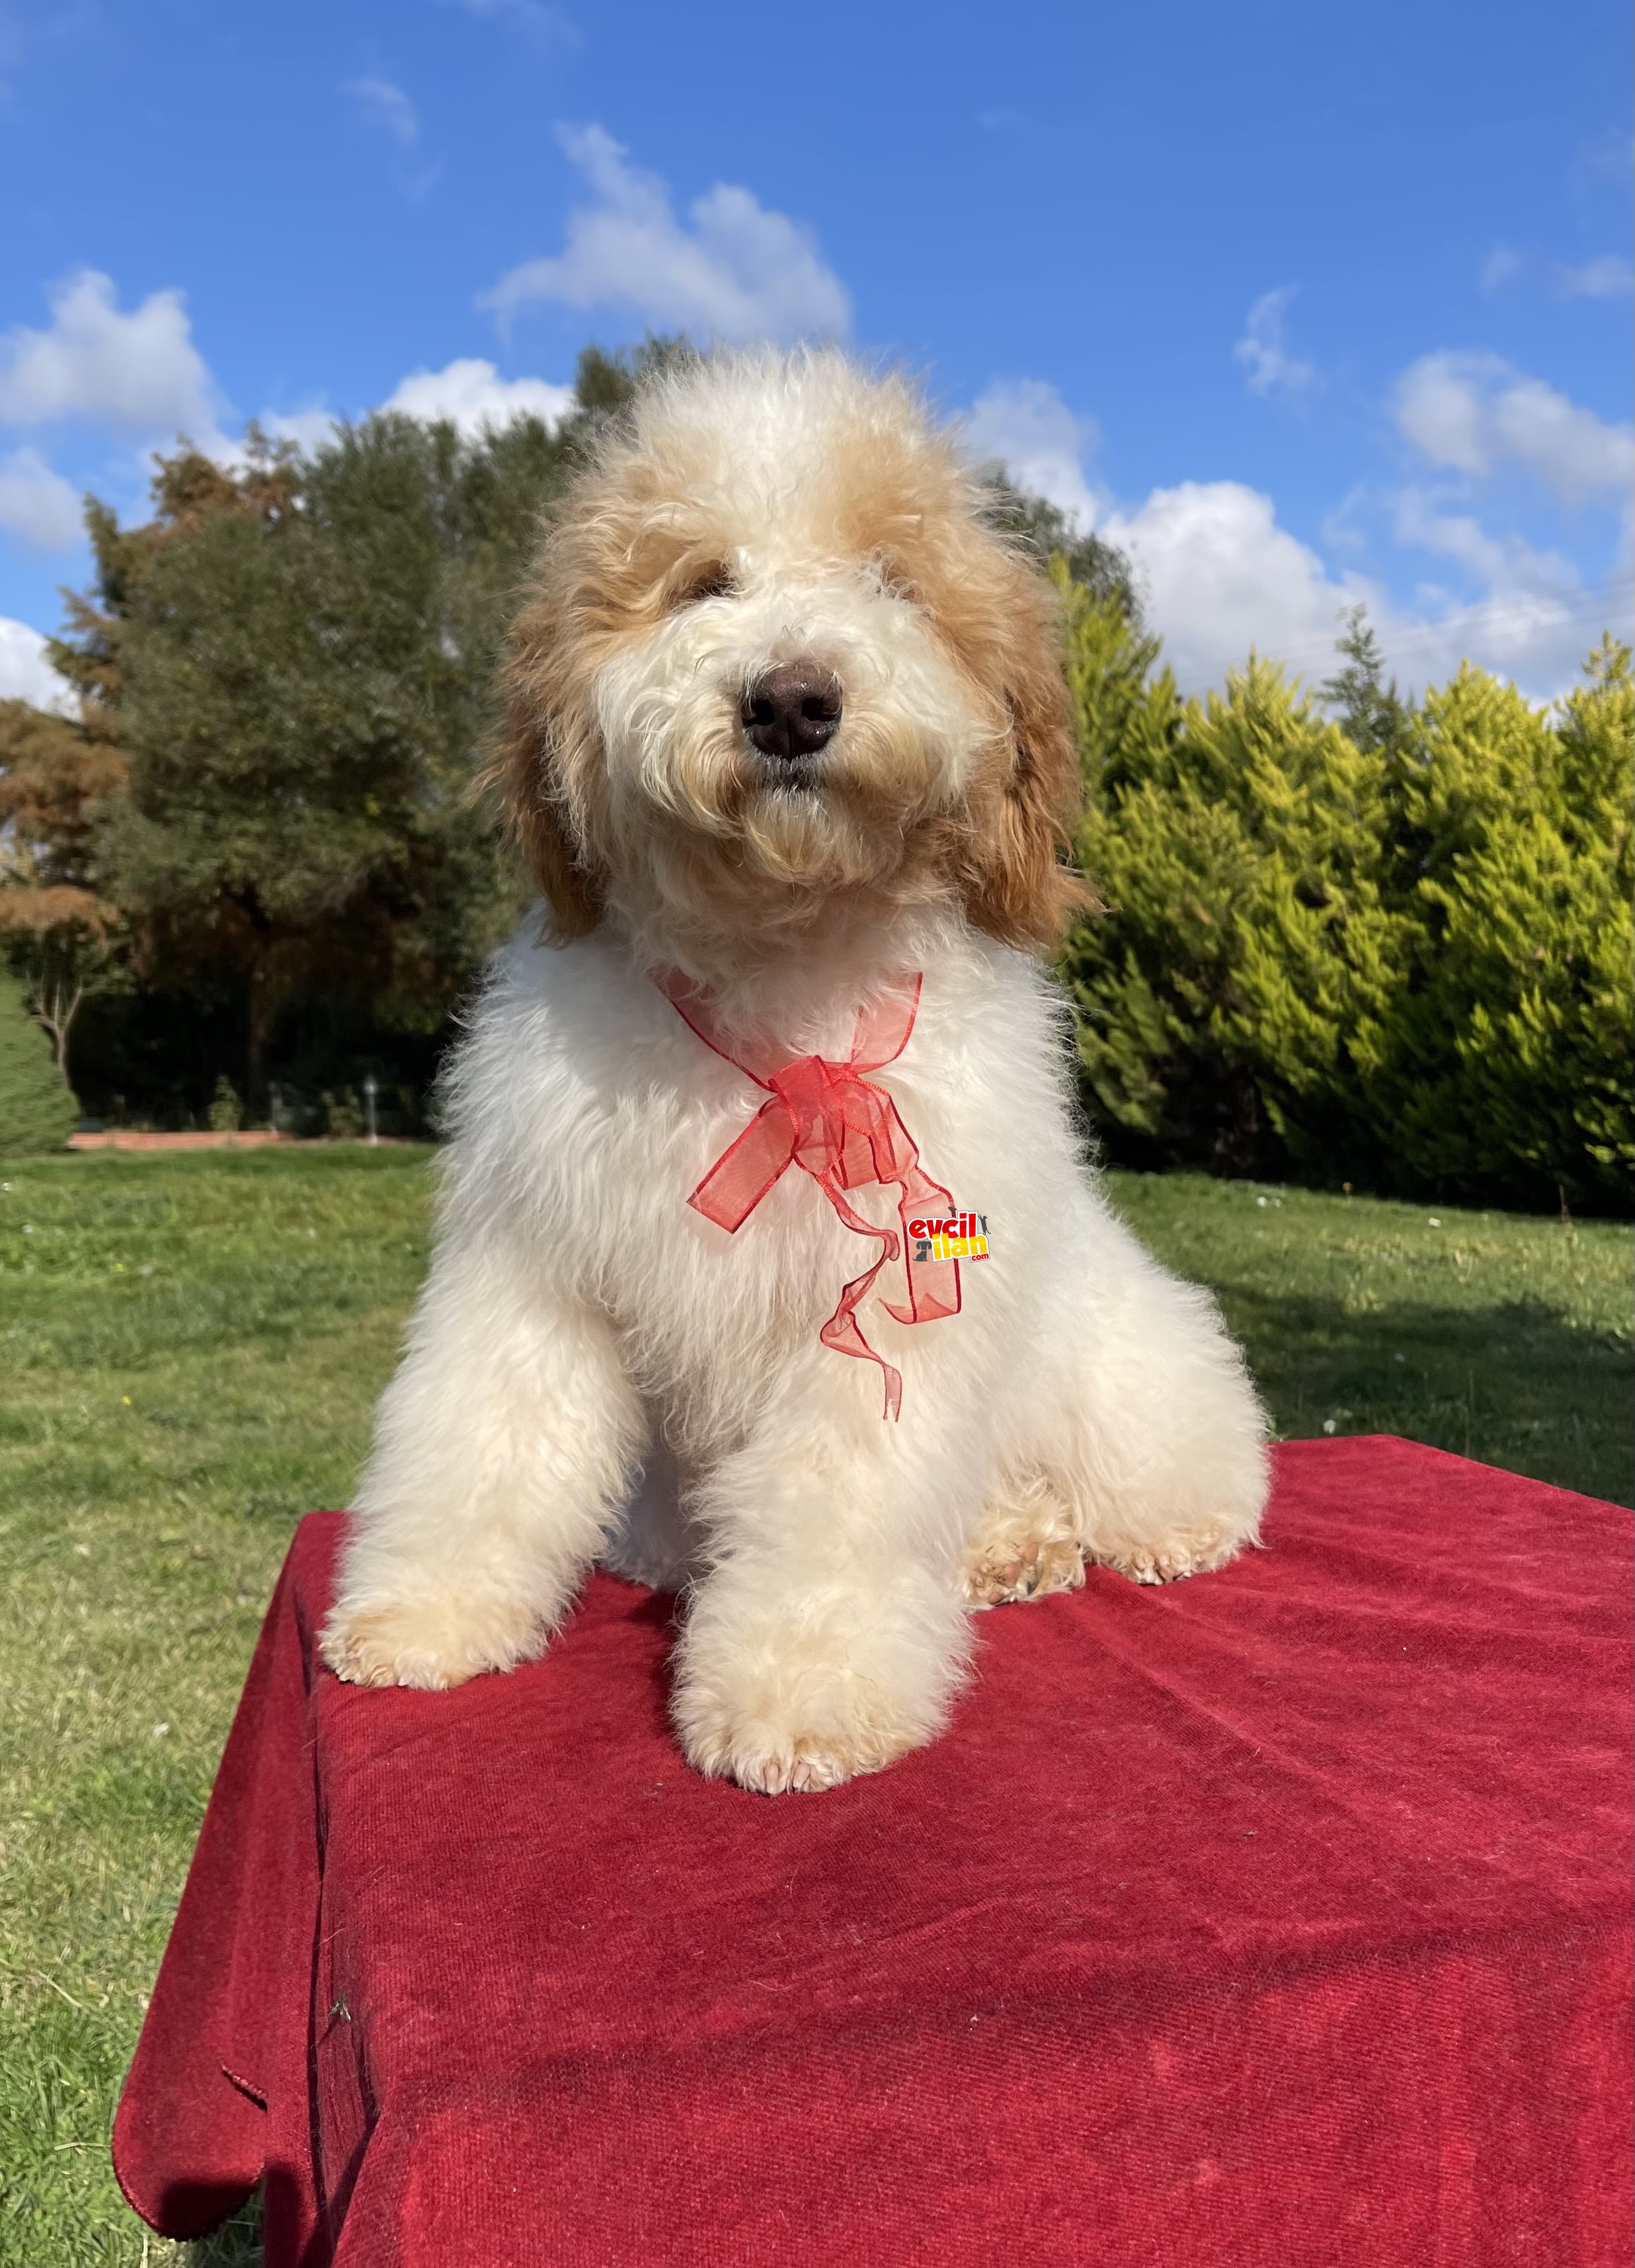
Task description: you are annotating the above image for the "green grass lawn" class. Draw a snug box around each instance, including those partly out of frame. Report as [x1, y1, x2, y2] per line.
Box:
[1, 1147, 1629, 2265]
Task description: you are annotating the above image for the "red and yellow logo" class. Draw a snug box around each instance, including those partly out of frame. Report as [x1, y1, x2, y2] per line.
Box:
[908, 1211, 990, 1265]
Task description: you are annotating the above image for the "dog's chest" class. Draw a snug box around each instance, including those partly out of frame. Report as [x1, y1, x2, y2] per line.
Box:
[483, 932, 1068, 1377]
[590, 1051, 973, 1352]
[565, 1033, 1010, 1365]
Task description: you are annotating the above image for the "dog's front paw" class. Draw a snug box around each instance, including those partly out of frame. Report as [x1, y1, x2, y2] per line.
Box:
[674, 1573, 965, 1793]
[676, 1684, 924, 1795]
[321, 1589, 545, 1690]
[1092, 1521, 1252, 1586]
[674, 1628, 948, 1793]
[963, 1475, 1087, 1608]
[963, 1530, 1086, 1607]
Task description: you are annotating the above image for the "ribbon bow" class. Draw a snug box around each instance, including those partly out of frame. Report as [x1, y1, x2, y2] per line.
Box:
[658, 970, 961, 1419]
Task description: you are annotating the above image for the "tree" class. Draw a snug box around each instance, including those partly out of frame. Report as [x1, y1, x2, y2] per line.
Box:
[65, 414, 578, 1104]
[0, 698, 128, 1080]
[568, 334, 701, 423]
[1320, 604, 1413, 755]
[1051, 559, 1175, 800]
[0, 969, 77, 1151]
[983, 477, 1143, 624]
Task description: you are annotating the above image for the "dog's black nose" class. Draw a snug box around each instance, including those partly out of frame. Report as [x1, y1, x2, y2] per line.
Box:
[740, 663, 844, 763]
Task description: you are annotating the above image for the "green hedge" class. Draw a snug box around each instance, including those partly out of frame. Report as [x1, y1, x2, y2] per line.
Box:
[0, 975, 77, 1154]
[1060, 581, 1634, 1214]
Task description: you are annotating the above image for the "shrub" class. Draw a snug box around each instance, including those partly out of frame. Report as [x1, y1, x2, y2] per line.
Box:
[207, 1075, 244, 1133]
[1062, 583, 1402, 1179]
[323, 1088, 364, 1140]
[0, 972, 77, 1153]
[1365, 639, 1634, 1210]
[1059, 581, 1634, 1212]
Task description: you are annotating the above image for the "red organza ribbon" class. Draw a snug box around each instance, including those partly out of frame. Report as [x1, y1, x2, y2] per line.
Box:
[658, 971, 961, 1419]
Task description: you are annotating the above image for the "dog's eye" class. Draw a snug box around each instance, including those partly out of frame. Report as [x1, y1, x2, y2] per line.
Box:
[669, 562, 736, 611]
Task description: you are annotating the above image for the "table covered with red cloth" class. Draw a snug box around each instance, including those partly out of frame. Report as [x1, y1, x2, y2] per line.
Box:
[113, 1436, 1632, 2267]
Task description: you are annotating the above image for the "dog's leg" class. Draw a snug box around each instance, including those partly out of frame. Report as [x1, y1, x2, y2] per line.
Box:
[1041, 1216, 1270, 1588]
[321, 1232, 645, 1689]
[672, 1389, 984, 1793]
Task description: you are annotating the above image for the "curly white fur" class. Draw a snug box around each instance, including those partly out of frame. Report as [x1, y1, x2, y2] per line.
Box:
[321, 352, 1268, 1793]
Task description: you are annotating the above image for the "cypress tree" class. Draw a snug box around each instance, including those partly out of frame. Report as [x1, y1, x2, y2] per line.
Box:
[1369, 640, 1634, 1209]
[1062, 620, 1402, 1180]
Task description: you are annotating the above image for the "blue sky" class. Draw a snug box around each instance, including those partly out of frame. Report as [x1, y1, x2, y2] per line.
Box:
[1, 0, 1630, 709]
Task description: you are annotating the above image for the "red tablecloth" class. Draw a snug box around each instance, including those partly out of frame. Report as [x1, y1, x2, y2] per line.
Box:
[113, 1438, 1632, 2267]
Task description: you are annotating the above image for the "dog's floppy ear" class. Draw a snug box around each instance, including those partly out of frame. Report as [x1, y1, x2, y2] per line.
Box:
[953, 567, 1094, 952]
[487, 595, 605, 941]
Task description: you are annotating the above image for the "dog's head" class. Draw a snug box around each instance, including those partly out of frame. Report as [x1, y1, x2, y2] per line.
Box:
[494, 350, 1086, 965]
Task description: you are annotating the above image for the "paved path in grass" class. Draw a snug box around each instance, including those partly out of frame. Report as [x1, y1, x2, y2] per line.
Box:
[68, 1130, 292, 1151]
[67, 1131, 408, 1150]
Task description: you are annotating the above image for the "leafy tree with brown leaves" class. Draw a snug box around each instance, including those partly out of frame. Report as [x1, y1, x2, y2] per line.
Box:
[0, 696, 127, 1081]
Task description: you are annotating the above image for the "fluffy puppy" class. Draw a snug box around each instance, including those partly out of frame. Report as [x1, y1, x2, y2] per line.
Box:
[321, 349, 1268, 1793]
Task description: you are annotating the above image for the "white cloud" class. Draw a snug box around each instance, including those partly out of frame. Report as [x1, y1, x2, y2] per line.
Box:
[1476, 245, 1634, 302]
[1554, 254, 1634, 300]
[1571, 132, 1635, 194]
[1383, 486, 1623, 692]
[383, 357, 574, 435]
[1102, 480, 1372, 689]
[1395, 352, 1634, 505]
[1391, 486, 1581, 596]
[207, 362, 577, 467]
[1479, 244, 1524, 294]
[0, 617, 74, 713]
[968, 380, 1381, 690]
[0, 446, 81, 549]
[1385, 586, 1626, 704]
[348, 75, 420, 146]
[963, 380, 1099, 528]
[346, 76, 442, 203]
[0, 268, 227, 447]
[1103, 477, 1624, 700]
[259, 405, 342, 455]
[1233, 286, 1317, 401]
[969, 372, 1627, 701]
[481, 123, 850, 343]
